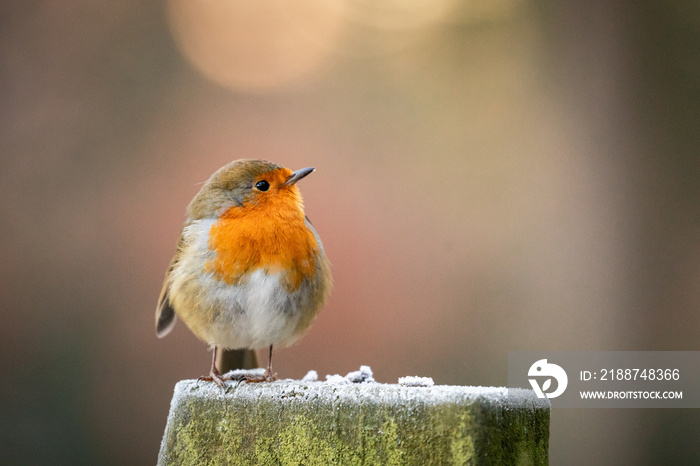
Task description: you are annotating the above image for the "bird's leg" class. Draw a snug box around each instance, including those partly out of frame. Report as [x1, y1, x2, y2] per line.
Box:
[264, 344, 277, 381]
[198, 347, 228, 387]
[245, 345, 277, 382]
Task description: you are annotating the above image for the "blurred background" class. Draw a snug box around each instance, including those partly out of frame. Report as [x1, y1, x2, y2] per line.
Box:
[1, 0, 698, 464]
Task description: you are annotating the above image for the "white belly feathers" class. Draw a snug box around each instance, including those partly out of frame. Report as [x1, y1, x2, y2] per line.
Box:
[168, 219, 315, 350]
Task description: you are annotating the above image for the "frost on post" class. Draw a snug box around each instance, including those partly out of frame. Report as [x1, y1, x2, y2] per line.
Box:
[158, 366, 550, 465]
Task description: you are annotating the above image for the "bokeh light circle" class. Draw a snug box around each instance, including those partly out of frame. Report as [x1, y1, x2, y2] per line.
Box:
[167, 0, 346, 92]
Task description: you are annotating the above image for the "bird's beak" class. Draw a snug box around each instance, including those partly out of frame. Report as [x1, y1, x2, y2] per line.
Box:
[284, 167, 315, 186]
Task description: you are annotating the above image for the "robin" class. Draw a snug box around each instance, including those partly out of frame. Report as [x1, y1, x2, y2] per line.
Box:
[155, 159, 332, 385]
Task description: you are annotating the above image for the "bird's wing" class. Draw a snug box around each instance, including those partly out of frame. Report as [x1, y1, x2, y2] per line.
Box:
[305, 216, 326, 250]
[155, 231, 185, 338]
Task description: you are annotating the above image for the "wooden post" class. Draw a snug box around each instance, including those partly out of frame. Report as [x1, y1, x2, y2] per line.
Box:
[158, 374, 549, 465]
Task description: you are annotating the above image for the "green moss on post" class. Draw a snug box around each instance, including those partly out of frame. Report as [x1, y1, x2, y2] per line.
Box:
[158, 379, 549, 465]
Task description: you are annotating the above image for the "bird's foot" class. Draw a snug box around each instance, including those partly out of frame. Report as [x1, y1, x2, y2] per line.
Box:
[198, 371, 230, 387]
[244, 368, 277, 383]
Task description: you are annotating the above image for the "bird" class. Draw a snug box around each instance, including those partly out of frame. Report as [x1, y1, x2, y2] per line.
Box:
[155, 159, 332, 385]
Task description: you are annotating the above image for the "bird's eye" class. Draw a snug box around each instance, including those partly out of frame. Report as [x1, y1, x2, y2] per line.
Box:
[255, 180, 270, 191]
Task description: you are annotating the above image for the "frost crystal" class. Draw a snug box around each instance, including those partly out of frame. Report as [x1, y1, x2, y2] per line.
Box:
[398, 376, 435, 387]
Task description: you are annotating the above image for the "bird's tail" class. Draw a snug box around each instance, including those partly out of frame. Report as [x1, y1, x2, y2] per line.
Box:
[216, 348, 259, 373]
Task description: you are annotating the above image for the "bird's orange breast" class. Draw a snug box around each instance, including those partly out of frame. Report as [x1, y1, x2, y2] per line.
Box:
[205, 190, 318, 292]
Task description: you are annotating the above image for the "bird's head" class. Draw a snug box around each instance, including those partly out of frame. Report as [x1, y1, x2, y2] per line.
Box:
[187, 159, 315, 220]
